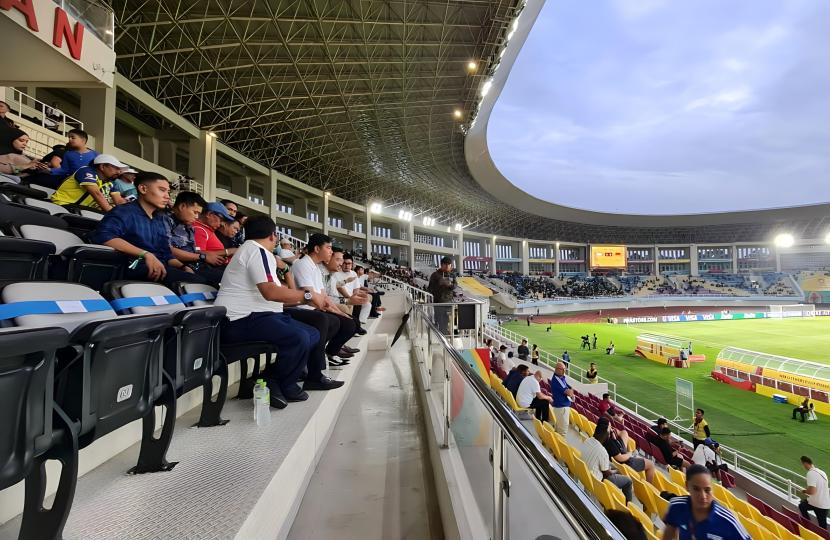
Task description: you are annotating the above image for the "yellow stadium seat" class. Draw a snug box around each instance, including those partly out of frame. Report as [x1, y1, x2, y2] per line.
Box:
[533, 417, 544, 439]
[759, 515, 799, 540]
[627, 502, 655, 534]
[711, 483, 740, 510]
[666, 480, 688, 496]
[632, 477, 662, 518]
[617, 462, 645, 482]
[800, 525, 825, 540]
[540, 425, 560, 458]
[601, 479, 627, 511]
[668, 465, 685, 486]
[626, 436, 636, 453]
[644, 528, 660, 540]
[651, 491, 669, 519]
[651, 469, 671, 492]
[571, 457, 595, 490]
[736, 514, 776, 540]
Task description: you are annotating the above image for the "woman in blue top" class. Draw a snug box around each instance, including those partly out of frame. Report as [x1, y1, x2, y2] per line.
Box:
[662, 465, 750, 540]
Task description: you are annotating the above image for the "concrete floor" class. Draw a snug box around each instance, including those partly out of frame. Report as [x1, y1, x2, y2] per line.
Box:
[287, 316, 444, 540]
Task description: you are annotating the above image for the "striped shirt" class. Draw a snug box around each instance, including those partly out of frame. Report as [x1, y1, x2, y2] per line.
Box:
[582, 437, 611, 481]
[664, 496, 750, 540]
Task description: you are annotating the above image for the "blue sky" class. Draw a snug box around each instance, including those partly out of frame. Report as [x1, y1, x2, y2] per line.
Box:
[487, 0, 830, 214]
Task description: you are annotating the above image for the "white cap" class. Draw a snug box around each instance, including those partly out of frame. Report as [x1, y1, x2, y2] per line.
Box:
[123, 168, 139, 174]
[93, 154, 127, 168]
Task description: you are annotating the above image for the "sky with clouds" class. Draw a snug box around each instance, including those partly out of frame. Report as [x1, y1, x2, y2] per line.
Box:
[487, 0, 830, 214]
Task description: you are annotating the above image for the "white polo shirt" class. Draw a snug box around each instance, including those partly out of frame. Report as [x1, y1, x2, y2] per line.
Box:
[291, 255, 325, 310]
[215, 240, 283, 321]
[692, 444, 717, 467]
[807, 467, 830, 509]
[516, 376, 541, 408]
[582, 436, 611, 481]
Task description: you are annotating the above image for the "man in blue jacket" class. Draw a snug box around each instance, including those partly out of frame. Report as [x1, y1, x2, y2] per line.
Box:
[503, 364, 530, 396]
[550, 361, 574, 435]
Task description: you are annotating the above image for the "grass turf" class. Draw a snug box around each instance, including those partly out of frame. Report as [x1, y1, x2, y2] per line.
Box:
[504, 318, 830, 476]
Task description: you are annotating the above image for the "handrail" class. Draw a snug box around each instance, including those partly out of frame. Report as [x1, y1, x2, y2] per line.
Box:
[482, 324, 804, 500]
[4, 87, 84, 137]
[409, 301, 624, 539]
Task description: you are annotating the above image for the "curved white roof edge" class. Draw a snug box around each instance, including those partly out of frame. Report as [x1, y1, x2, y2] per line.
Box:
[464, 0, 830, 228]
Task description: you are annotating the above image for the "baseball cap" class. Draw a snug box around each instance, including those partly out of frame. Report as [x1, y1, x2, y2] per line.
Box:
[204, 202, 234, 221]
[122, 168, 139, 174]
[93, 154, 127, 168]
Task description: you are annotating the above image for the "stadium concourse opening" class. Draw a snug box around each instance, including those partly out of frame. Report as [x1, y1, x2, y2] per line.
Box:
[3, 0, 830, 539]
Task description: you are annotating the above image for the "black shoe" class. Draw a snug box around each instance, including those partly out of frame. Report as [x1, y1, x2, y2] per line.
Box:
[355, 328, 367, 335]
[327, 356, 350, 366]
[342, 346, 360, 354]
[304, 376, 345, 391]
[285, 391, 309, 402]
[336, 350, 354, 359]
[368, 315, 379, 319]
[270, 393, 288, 409]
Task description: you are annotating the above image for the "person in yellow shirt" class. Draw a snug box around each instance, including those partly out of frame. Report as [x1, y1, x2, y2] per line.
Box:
[51, 154, 126, 212]
[692, 408, 710, 448]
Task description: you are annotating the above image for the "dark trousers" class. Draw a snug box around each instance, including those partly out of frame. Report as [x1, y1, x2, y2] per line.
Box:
[800, 500, 829, 529]
[530, 397, 550, 422]
[126, 263, 208, 288]
[693, 438, 705, 449]
[22, 171, 63, 189]
[286, 308, 356, 357]
[433, 305, 452, 335]
[793, 407, 808, 421]
[221, 312, 320, 397]
[196, 264, 225, 287]
[369, 291, 383, 316]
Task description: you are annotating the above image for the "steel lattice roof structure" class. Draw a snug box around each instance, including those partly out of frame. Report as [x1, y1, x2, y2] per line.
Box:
[110, 0, 829, 243]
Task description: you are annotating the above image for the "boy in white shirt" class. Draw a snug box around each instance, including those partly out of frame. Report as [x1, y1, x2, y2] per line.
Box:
[216, 216, 343, 407]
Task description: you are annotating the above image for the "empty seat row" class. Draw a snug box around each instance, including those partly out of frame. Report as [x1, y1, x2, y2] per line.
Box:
[0, 280, 278, 540]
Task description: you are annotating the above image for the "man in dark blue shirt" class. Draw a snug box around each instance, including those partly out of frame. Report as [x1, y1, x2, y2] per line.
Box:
[503, 364, 530, 396]
[91, 171, 207, 287]
[550, 361, 574, 435]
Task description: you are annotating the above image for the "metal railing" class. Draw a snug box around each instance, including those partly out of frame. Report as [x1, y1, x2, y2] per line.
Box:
[407, 300, 624, 540]
[3, 87, 84, 145]
[482, 324, 805, 500]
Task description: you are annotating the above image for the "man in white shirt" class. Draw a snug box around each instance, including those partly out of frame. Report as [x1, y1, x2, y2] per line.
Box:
[288, 233, 360, 366]
[800, 456, 830, 529]
[278, 238, 298, 264]
[325, 248, 370, 335]
[582, 425, 633, 503]
[516, 371, 552, 421]
[216, 216, 344, 408]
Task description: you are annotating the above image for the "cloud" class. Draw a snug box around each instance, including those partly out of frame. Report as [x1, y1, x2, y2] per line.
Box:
[488, 0, 830, 214]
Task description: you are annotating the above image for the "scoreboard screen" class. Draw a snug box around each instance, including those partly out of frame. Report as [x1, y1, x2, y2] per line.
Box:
[590, 245, 627, 268]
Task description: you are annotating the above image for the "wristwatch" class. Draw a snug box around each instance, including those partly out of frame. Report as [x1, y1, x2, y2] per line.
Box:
[303, 291, 313, 304]
[198, 252, 206, 263]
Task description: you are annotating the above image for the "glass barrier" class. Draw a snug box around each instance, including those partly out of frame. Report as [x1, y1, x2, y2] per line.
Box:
[409, 300, 625, 540]
[55, 0, 115, 48]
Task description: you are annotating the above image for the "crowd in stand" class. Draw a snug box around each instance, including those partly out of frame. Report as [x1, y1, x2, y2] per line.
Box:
[485, 274, 623, 300]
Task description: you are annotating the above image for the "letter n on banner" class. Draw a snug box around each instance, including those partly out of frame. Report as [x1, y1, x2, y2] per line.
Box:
[53, 6, 84, 60]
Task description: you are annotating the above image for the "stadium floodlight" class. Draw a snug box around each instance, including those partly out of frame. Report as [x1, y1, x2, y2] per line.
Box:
[398, 210, 412, 222]
[453, 109, 463, 119]
[325, 191, 331, 197]
[422, 216, 435, 226]
[774, 233, 794, 248]
[481, 80, 493, 97]
[207, 131, 217, 138]
[454, 223, 463, 231]
[825, 231, 830, 244]
[467, 61, 478, 72]
[369, 202, 382, 214]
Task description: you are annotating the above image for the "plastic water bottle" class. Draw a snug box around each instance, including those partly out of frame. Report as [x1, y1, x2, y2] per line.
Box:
[253, 379, 271, 427]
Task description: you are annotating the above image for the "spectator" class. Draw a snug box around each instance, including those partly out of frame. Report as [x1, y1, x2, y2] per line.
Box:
[0, 129, 48, 181]
[323, 247, 369, 334]
[663, 465, 749, 540]
[91, 172, 207, 286]
[221, 199, 238, 218]
[793, 397, 812, 422]
[692, 409, 710, 448]
[45, 129, 99, 188]
[599, 416, 655, 483]
[52, 153, 125, 212]
[339, 255, 372, 331]
[550, 361, 574, 436]
[193, 202, 238, 264]
[517, 339, 529, 361]
[40, 144, 66, 169]
[650, 427, 690, 470]
[584, 424, 633, 503]
[692, 438, 727, 476]
[110, 168, 139, 205]
[586, 362, 598, 383]
[531, 344, 540, 365]
[503, 364, 530, 396]
[215, 218, 241, 249]
[495, 345, 513, 374]
[165, 191, 226, 286]
[562, 350, 570, 366]
[598, 393, 613, 418]
[232, 211, 247, 246]
[427, 256, 456, 334]
[215, 215, 343, 408]
[799, 456, 830, 530]
[0, 100, 16, 132]
[516, 370, 552, 421]
[652, 418, 669, 436]
[288, 233, 358, 366]
[278, 238, 298, 264]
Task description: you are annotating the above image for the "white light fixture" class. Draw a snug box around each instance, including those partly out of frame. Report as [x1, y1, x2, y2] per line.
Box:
[325, 191, 331, 197]
[481, 80, 493, 97]
[825, 231, 830, 244]
[422, 216, 436, 227]
[467, 61, 478, 71]
[207, 131, 217, 138]
[774, 233, 794, 248]
[453, 109, 463, 119]
[369, 202, 382, 214]
[447, 226, 451, 233]
[454, 223, 463, 231]
[398, 210, 413, 222]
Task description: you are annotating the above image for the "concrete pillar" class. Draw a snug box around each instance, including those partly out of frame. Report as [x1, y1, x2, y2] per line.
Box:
[457, 229, 464, 272]
[690, 244, 699, 276]
[79, 86, 116, 153]
[732, 245, 739, 273]
[521, 240, 530, 275]
[267, 170, 278, 219]
[490, 236, 497, 274]
[188, 131, 217, 202]
[775, 249, 782, 272]
[654, 244, 660, 276]
[365, 209, 373, 257]
[295, 197, 309, 220]
[407, 221, 415, 270]
[554, 244, 560, 277]
[322, 192, 330, 235]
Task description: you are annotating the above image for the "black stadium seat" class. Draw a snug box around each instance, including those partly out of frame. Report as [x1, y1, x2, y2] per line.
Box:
[0, 183, 49, 202]
[0, 199, 69, 229]
[176, 282, 278, 426]
[104, 281, 226, 467]
[0, 237, 55, 281]
[0, 327, 76, 540]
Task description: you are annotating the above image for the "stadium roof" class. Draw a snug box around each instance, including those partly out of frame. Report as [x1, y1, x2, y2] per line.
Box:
[110, 0, 830, 243]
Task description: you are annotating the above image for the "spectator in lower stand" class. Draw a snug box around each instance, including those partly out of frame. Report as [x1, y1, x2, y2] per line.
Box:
[40, 144, 66, 169]
[232, 211, 247, 247]
[288, 233, 359, 366]
[503, 364, 530, 396]
[598, 393, 613, 418]
[110, 168, 139, 205]
[800, 456, 830, 530]
[221, 199, 238, 218]
[323, 247, 369, 335]
[651, 417, 669, 436]
[516, 370, 552, 421]
[278, 238, 298, 264]
[598, 416, 655, 483]
[663, 465, 750, 540]
[584, 424, 633, 503]
[339, 255, 372, 331]
[45, 129, 99, 188]
[692, 438, 727, 476]
[215, 215, 343, 409]
[215, 217, 241, 249]
[91, 172, 208, 286]
[692, 408, 710, 448]
[550, 361, 574, 436]
[52, 153, 125, 212]
[517, 338, 530, 361]
[651, 427, 690, 470]
[0, 100, 17, 133]
[165, 191, 226, 286]
[495, 345, 513, 375]
[0, 129, 49, 181]
[193, 202, 238, 265]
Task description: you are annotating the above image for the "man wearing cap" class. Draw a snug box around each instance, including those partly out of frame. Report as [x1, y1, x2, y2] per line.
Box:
[51, 153, 126, 212]
[193, 202, 238, 265]
[110, 167, 139, 205]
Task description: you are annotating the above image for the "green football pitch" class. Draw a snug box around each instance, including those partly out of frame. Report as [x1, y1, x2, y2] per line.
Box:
[503, 317, 830, 476]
